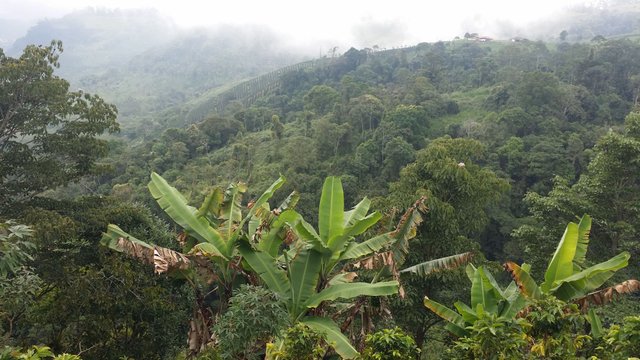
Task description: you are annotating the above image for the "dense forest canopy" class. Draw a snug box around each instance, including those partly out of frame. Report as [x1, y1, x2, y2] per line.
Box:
[1, 1, 640, 359]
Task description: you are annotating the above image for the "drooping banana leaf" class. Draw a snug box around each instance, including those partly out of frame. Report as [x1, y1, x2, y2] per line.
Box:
[148, 172, 226, 259]
[101, 224, 152, 251]
[302, 317, 359, 359]
[550, 251, 630, 301]
[542, 221, 579, 292]
[400, 252, 474, 277]
[424, 297, 467, 337]
[101, 225, 191, 275]
[319, 176, 344, 244]
[504, 262, 541, 299]
[389, 197, 427, 267]
[328, 272, 358, 285]
[304, 281, 399, 309]
[574, 279, 640, 310]
[238, 241, 291, 300]
[340, 233, 395, 260]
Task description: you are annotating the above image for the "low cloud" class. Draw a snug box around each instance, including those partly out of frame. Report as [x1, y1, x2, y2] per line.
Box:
[351, 19, 408, 48]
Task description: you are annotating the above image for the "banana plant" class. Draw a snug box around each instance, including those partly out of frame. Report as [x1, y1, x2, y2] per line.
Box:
[286, 177, 394, 281]
[101, 172, 290, 354]
[503, 215, 633, 306]
[239, 242, 398, 359]
[503, 214, 637, 337]
[423, 264, 527, 337]
[239, 176, 400, 359]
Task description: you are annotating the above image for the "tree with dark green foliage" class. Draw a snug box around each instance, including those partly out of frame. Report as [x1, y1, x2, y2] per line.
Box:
[383, 137, 509, 346]
[212, 285, 288, 360]
[4, 197, 191, 359]
[0, 41, 118, 208]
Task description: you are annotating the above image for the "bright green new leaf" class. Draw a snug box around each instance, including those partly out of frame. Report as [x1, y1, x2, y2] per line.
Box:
[542, 222, 579, 292]
[318, 176, 344, 243]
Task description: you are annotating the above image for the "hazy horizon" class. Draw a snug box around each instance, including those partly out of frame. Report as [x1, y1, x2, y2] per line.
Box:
[2, 0, 596, 51]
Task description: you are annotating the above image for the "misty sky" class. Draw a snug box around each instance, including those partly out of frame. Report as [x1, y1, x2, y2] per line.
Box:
[2, 0, 590, 47]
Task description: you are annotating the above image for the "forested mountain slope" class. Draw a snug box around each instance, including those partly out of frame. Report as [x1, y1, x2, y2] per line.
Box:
[3, 6, 640, 357]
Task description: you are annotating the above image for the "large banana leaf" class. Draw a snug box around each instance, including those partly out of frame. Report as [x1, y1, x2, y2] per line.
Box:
[550, 251, 630, 301]
[238, 241, 291, 300]
[340, 233, 395, 260]
[424, 297, 467, 337]
[400, 252, 473, 277]
[319, 177, 344, 244]
[304, 281, 399, 308]
[148, 172, 226, 259]
[302, 317, 359, 359]
[102, 224, 191, 275]
[389, 197, 426, 267]
[101, 224, 152, 251]
[574, 279, 640, 310]
[289, 248, 322, 318]
[504, 262, 541, 299]
[542, 222, 578, 292]
[573, 215, 591, 270]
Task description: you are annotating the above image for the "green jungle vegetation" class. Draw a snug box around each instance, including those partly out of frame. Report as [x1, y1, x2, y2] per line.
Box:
[2, 6, 640, 359]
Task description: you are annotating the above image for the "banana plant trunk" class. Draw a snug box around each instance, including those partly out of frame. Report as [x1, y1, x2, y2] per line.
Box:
[188, 294, 214, 356]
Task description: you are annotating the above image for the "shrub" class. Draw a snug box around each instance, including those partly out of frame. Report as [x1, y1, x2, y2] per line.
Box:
[360, 327, 420, 360]
[266, 323, 326, 360]
[212, 285, 288, 360]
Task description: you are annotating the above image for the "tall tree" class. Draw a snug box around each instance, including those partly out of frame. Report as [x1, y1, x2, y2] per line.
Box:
[0, 41, 118, 208]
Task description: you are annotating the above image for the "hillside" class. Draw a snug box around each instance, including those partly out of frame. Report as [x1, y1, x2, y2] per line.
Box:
[3, 3, 640, 358]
